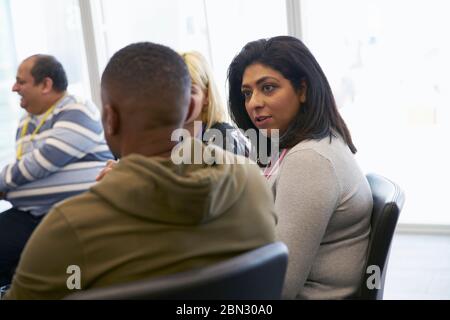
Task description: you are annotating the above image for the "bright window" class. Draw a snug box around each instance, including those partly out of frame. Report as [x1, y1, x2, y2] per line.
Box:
[302, 0, 450, 225]
[0, 0, 18, 163]
[0, 0, 90, 163]
[204, 0, 288, 96]
[93, 0, 287, 99]
[95, 0, 209, 73]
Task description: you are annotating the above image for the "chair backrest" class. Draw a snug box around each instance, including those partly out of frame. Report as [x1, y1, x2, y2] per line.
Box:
[65, 241, 289, 300]
[358, 173, 405, 299]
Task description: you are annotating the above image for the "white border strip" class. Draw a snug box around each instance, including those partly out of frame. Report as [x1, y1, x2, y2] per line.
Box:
[396, 223, 450, 235]
[286, 0, 303, 39]
[78, 0, 102, 109]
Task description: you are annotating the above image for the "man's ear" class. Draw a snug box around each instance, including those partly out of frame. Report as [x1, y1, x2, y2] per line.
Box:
[184, 96, 196, 124]
[41, 77, 54, 94]
[104, 104, 120, 136]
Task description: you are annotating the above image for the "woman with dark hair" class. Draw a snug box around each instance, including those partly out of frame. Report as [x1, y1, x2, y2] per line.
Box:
[228, 36, 373, 299]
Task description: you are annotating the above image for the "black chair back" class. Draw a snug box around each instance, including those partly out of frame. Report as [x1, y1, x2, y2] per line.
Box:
[66, 241, 288, 300]
[358, 173, 405, 299]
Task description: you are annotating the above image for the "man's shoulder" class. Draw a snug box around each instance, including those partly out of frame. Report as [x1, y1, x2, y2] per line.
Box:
[207, 143, 256, 167]
[58, 95, 98, 114]
[51, 189, 102, 222]
[62, 94, 90, 105]
[54, 95, 101, 126]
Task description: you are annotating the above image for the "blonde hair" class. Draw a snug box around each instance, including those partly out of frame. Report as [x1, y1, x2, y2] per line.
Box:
[181, 51, 229, 130]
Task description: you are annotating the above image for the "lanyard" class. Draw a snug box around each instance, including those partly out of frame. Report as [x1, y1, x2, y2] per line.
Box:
[263, 148, 289, 179]
[16, 103, 58, 160]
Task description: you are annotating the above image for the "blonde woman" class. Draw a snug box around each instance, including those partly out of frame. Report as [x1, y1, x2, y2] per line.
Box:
[181, 51, 249, 156]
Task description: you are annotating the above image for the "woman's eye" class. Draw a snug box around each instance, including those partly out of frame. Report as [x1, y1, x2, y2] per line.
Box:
[242, 90, 252, 99]
[262, 84, 275, 93]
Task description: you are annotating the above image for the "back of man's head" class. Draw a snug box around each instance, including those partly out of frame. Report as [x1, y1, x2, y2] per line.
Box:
[28, 54, 68, 92]
[101, 42, 191, 129]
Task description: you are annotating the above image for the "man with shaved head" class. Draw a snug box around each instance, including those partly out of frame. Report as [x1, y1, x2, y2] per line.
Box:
[100, 42, 192, 158]
[4, 42, 276, 299]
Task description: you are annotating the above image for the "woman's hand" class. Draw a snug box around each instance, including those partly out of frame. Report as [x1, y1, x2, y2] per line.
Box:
[96, 159, 118, 181]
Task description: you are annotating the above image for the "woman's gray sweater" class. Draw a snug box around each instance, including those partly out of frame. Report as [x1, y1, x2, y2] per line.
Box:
[267, 135, 373, 299]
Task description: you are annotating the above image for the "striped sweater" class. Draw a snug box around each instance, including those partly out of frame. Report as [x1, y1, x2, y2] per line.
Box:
[0, 94, 114, 216]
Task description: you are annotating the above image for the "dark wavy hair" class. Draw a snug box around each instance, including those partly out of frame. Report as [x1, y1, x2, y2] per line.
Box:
[227, 36, 356, 153]
[29, 54, 68, 92]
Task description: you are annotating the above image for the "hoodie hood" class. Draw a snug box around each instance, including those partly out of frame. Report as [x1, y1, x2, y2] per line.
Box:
[91, 138, 252, 225]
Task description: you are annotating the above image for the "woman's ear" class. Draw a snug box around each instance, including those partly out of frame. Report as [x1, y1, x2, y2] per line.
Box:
[202, 91, 209, 119]
[184, 96, 196, 124]
[298, 80, 307, 103]
[203, 90, 209, 108]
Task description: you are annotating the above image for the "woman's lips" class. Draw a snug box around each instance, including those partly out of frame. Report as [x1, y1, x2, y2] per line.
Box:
[254, 116, 273, 128]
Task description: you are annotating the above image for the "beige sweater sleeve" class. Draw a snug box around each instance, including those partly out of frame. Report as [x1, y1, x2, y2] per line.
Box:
[274, 149, 340, 299]
[4, 208, 85, 300]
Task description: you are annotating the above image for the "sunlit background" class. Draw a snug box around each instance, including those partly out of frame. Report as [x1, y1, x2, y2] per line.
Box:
[1, 0, 449, 227]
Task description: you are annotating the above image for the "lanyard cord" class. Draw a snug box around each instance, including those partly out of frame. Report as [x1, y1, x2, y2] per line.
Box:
[16, 95, 66, 160]
[263, 148, 289, 179]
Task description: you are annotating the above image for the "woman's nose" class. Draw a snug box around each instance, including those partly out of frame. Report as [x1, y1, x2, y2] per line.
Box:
[247, 91, 264, 110]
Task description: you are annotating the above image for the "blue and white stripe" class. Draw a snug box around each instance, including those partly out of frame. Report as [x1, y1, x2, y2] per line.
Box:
[0, 94, 114, 216]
